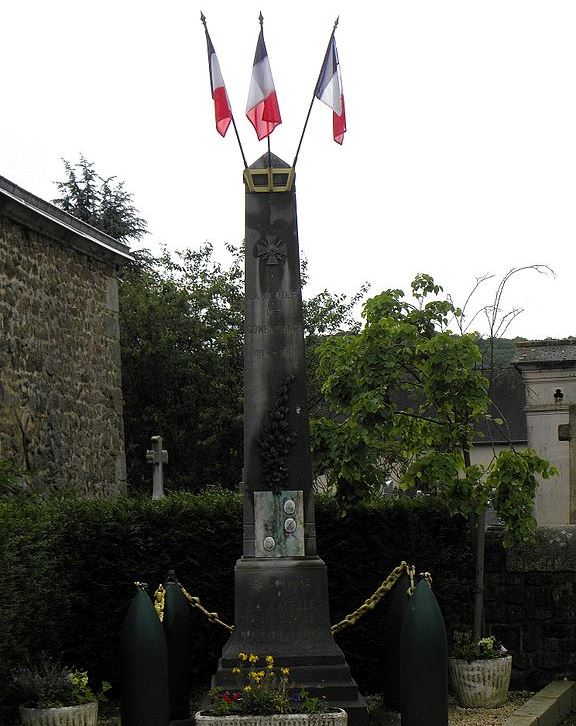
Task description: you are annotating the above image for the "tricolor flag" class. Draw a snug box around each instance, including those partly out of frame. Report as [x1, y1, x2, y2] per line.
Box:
[204, 27, 232, 137]
[246, 27, 282, 140]
[314, 34, 346, 144]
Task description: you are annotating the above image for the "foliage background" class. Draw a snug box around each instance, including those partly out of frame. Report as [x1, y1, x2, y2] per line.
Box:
[0, 493, 472, 720]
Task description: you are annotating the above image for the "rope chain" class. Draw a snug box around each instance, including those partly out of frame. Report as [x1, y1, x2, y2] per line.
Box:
[330, 561, 413, 634]
[151, 561, 424, 635]
[180, 585, 234, 632]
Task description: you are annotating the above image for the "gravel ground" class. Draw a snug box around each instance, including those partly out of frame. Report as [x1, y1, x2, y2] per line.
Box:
[447, 691, 533, 726]
[99, 692, 534, 726]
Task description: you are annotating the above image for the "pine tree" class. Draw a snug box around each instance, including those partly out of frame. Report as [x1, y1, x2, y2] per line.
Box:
[53, 155, 148, 243]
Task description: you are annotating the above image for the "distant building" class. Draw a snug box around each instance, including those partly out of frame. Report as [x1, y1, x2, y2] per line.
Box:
[0, 175, 132, 495]
[512, 339, 576, 525]
[445, 339, 576, 525]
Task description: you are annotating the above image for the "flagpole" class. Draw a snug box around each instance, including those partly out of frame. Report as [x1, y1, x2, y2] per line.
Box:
[259, 11, 273, 172]
[232, 117, 249, 170]
[292, 17, 339, 170]
[201, 12, 248, 169]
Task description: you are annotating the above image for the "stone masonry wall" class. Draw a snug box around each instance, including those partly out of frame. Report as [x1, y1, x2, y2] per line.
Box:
[485, 526, 576, 690]
[0, 216, 126, 495]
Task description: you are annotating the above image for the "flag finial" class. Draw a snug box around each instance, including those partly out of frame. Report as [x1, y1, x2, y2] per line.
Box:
[333, 16, 339, 31]
[259, 11, 264, 27]
[200, 11, 206, 27]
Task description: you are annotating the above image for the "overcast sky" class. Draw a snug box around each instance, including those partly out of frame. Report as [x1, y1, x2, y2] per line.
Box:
[1, 1, 575, 339]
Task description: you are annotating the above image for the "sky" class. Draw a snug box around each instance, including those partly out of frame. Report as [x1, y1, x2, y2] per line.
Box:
[1, 1, 575, 339]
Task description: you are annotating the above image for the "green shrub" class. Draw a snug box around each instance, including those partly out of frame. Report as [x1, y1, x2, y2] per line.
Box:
[0, 492, 472, 718]
[11, 655, 110, 708]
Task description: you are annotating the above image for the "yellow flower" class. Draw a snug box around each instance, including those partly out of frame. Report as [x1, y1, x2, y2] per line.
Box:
[232, 667, 241, 674]
[281, 667, 289, 677]
[265, 655, 274, 665]
[244, 686, 252, 692]
[239, 653, 248, 661]
[258, 671, 265, 678]
[249, 671, 257, 680]
[267, 664, 274, 671]
[248, 654, 259, 664]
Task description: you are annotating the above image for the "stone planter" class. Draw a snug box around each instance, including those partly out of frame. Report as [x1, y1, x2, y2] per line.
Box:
[448, 655, 512, 708]
[195, 708, 347, 726]
[19, 702, 98, 726]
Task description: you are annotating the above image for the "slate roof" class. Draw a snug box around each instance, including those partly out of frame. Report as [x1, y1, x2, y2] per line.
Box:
[513, 339, 576, 369]
[0, 174, 133, 265]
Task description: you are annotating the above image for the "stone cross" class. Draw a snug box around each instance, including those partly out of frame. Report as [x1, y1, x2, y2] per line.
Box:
[146, 435, 168, 500]
[558, 404, 576, 522]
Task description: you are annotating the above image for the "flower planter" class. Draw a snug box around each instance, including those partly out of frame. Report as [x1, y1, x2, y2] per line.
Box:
[448, 655, 512, 708]
[195, 708, 347, 726]
[19, 702, 98, 726]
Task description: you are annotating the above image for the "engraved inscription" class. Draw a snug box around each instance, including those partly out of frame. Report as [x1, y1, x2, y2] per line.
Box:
[249, 347, 297, 359]
[247, 291, 299, 300]
[245, 323, 303, 335]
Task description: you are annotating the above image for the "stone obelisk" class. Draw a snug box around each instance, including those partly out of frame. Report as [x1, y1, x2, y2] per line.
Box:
[212, 154, 367, 726]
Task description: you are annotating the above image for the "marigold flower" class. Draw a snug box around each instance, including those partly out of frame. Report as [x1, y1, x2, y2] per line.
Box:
[281, 667, 289, 676]
[267, 664, 274, 670]
[266, 655, 274, 665]
[248, 654, 259, 664]
[239, 652, 248, 661]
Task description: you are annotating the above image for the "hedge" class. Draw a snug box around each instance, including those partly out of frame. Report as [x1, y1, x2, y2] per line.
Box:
[0, 492, 473, 717]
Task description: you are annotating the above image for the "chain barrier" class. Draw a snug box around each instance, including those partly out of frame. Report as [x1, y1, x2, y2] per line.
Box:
[151, 561, 428, 635]
[180, 585, 234, 632]
[330, 561, 414, 635]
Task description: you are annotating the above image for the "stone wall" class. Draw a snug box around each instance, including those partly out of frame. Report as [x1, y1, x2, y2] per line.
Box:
[485, 526, 576, 689]
[0, 216, 126, 495]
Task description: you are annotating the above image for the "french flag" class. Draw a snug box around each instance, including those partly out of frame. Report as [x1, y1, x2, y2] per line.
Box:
[205, 30, 232, 137]
[246, 28, 282, 141]
[315, 34, 346, 145]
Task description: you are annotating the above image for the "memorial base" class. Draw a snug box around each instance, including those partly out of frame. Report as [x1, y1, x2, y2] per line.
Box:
[211, 557, 367, 726]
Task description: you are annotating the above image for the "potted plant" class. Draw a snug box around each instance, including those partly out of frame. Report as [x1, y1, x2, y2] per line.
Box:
[196, 653, 347, 726]
[448, 631, 512, 708]
[11, 655, 110, 726]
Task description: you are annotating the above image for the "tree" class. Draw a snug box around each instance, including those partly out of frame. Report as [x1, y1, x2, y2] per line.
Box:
[119, 243, 245, 491]
[53, 155, 148, 243]
[52, 157, 365, 491]
[119, 244, 365, 491]
[310, 273, 556, 639]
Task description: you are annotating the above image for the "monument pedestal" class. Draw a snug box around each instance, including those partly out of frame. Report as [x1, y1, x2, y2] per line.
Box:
[212, 557, 367, 726]
[207, 156, 367, 726]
